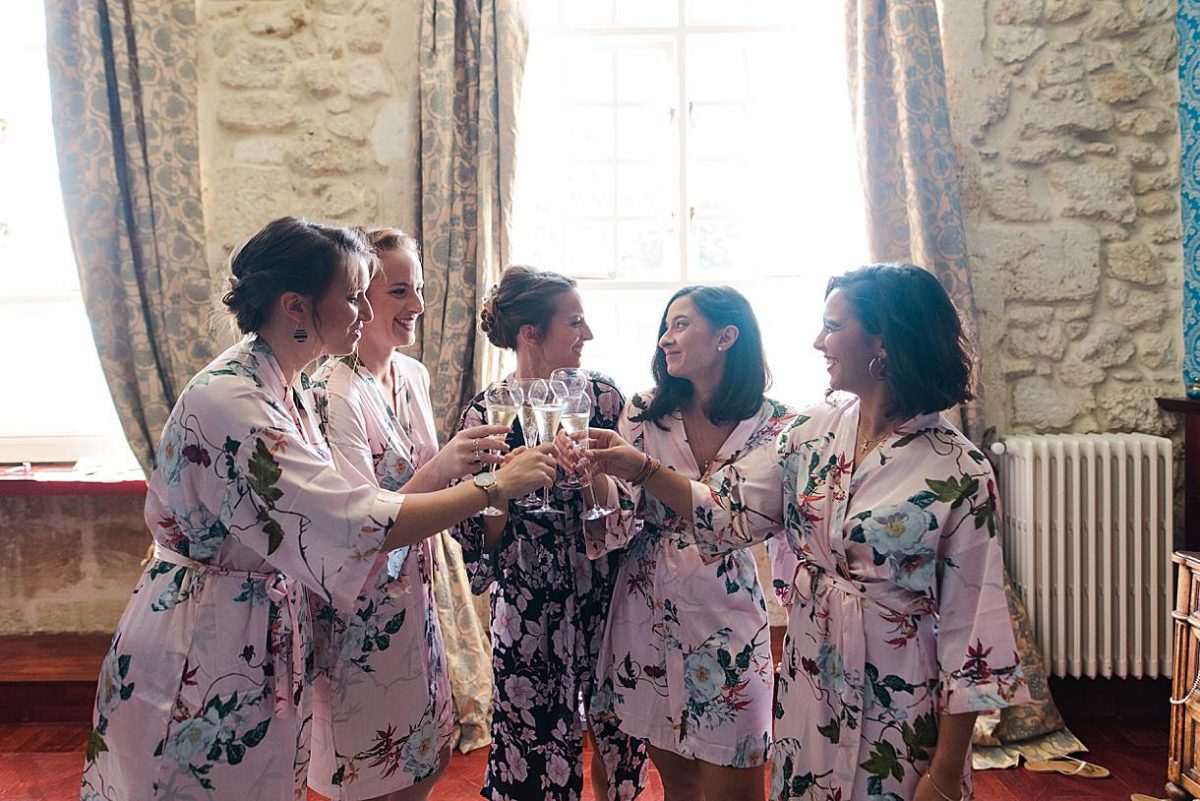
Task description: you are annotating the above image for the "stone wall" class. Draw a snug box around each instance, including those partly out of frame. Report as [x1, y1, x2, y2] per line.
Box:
[198, 0, 422, 279]
[941, 0, 1184, 436]
[0, 493, 147, 634]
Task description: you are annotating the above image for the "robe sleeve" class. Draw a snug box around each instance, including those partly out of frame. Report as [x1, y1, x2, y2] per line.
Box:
[195, 379, 402, 614]
[448, 395, 504, 594]
[935, 469, 1030, 714]
[318, 377, 380, 491]
[582, 399, 646, 558]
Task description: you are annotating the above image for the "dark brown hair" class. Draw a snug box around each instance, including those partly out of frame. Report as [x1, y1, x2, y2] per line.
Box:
[221, 216, 373, 334]
[825, 263, 974, 419]
[480, 265, 577, 350]
[635, 285, 770, 427]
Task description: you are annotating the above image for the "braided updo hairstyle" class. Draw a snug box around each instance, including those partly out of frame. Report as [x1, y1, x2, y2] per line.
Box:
[221, 217, 373, 335]
[479, 265, 577, 350]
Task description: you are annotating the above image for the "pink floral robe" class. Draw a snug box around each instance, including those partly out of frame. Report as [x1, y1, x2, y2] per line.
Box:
[685, 396, 1029, 800]
[79, 335, 401, 801]
[307, 354, 453, 799]
[588, 393, 799, 768]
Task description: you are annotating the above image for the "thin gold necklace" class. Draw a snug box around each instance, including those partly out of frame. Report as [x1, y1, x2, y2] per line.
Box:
[856, 425, 892, 454]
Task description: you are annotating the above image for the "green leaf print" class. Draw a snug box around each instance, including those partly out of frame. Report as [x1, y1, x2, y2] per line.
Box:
[247, 438, 284, 503]
[383, 611, 406, 635]
[816, 718, 841, 744]
[85, 728, 108, 762]
[226, 741, 246, 765]
[257, 508, 284, 555]
[908, 490, 939, 509]
[902, 711, 938, 762]
[241, 718, 270, 747]
[860, 738, 903, 782]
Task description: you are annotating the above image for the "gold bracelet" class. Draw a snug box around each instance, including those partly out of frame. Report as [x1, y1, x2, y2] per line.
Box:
[630, 453, 654, 485]
[643, 457, 663, 485]
[925, 771, 961, 801]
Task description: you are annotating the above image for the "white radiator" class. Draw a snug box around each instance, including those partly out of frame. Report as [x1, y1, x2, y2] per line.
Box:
[993, 433, 1174, 679]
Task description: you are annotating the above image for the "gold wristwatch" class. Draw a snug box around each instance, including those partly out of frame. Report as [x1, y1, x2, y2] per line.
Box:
[473, 471, 500, 507]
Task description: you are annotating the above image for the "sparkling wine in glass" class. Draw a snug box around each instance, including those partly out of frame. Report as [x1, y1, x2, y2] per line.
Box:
[557, 393, 591, 490]
[511, 378, 547, 509]
[528, 381, 567, 516]
[480, 381, 522, 516]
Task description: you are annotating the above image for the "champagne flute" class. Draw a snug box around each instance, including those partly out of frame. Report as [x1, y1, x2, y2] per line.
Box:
[528, 380, 567, 516]
[557, 392, 591, 490]
[580, 433, 616, 521]
[550, 368, 588, 400]
[511, 378, 547, 509]
[480, 381, 522, 516]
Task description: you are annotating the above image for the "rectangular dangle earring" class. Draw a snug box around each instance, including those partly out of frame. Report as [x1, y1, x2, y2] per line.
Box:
[293, 326, 309, 342]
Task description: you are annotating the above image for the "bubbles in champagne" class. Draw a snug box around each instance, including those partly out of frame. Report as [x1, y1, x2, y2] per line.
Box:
[487, 404, 518, 427]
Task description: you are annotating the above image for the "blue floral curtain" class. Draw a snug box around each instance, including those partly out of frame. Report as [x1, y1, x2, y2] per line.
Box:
[1178, 5, 1200, 391]
[45, 0, 217, 475]
[418, 0, 526, 441]
[845, 0, 983, 438]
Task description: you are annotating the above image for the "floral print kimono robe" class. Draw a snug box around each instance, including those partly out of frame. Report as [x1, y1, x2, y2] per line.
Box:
[80, 335, 401, 801]
[686, 397, 1028, 800]
[451, 372, 648, 801]
[588, 394, 799, 769]
[307, 354, 453, 799]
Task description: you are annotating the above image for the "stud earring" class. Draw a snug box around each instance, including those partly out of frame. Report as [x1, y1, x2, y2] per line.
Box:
[293, 326, 309, 343]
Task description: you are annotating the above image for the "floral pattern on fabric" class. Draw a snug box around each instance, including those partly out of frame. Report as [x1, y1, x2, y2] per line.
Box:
[451, 373, 648, 801]
[592, 394, 798, 768]
[79, 336, 399, 801]
[307, 354, 454, 800]
[683, 396, 1028, 800]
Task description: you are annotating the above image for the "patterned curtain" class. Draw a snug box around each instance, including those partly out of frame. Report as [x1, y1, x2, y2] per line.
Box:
[44, 0, 217, 476]
[417, 0, 526, 440]
[844, 0, 984, 439]
[1179, 5, 1200, 392]
[417, 0, 528, 753]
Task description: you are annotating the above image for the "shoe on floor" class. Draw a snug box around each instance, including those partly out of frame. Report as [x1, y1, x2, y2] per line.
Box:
[1024, 756, 1111, 779]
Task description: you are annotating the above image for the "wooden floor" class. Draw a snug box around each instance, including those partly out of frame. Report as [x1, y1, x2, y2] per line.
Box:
[0, 635, 1177, 801]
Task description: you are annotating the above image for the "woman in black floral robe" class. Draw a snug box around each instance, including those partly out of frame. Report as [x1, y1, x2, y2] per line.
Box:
[452, 266, 647, 801]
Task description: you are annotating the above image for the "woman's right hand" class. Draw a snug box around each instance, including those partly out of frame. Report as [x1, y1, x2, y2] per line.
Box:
[581, 428, 644, 481]
[494, 442, 557, 500]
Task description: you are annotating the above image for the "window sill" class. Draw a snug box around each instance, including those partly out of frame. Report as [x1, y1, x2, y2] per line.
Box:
[0, 464, 146, 497]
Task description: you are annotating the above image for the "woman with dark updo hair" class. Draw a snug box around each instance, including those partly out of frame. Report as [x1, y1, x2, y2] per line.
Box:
[78, 218, 555, 801]
[451, 265, 648, 801]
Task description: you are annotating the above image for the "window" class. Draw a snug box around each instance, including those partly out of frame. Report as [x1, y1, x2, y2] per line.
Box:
[0, 5, 135, 466]
[512, 0, 868, 405]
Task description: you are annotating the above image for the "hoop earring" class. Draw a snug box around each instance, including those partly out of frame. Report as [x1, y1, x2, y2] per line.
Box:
[868, 356, 886, 381]
[292, 326, 309, 343]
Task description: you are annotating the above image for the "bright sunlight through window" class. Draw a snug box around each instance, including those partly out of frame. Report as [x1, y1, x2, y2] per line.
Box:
[0, 5, 134, 466]
[511, 0, 869, 408]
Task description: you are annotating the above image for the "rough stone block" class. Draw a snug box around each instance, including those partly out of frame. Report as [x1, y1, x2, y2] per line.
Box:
[218, 42, 291, 89]
[233, 136, 288, 165]
[326, 111, 372, 143]
[246, 4, 308, 38]
[1137, 190, 1179, 215]
[1105, 241, 1166, 284]
[1130, 27, 1178, 73]
[1127, 143, 1169, 168]
[994, 27, 1048, 64]
[217, 93, 300, 131]
[983, 171, 1051, 221]
[994, 0, 1044, 24]
[1117, 289, 1170, 329]
[1097, 382, 1176, 434]
[1037, 45, 1085, 86]
[975, 225, 1101, 302]
[346, 14, 389, 54]
[1044, 0, 1090, 22]
[1059, 356, 1106, 386]
[209, 167, 304, 239]
[1089, 68, 1153, 104]
[1085, 1, 1141, 38]
[1019, 95, 1114, 137]
[210, 23, 239, 58]
[1127, 0, 1172, 24]
[312, 182, 365, 218]
[288, 129, 371, 175]
[1011, 376, 1089, 429]
[1076, 321, 1136, 368]
[1138, 332, 1176, 369]
[347, 59, 392, 100]
[1048, 161, 1136, 223]
[1115, 107, 1176, 136]
[1148, 221, 1182, 243]
[1007, 305, 1057, 326]
[1133, 169, 1179, 195]
[1007, 324, 1068, 359]
[302, 64, 343, 98]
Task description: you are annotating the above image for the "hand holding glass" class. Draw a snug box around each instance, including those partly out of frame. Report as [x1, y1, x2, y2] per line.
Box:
[558, 393, 591, 490]
[527, 379, 568, 516]
[480, 381, 522, 516]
